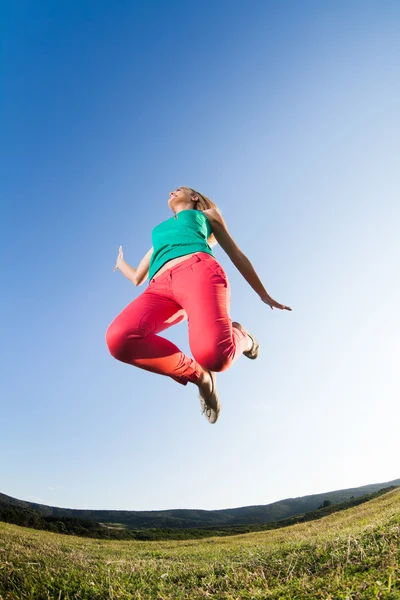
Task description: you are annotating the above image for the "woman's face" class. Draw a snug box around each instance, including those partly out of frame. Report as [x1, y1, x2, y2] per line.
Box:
[168, 187, 194, 211]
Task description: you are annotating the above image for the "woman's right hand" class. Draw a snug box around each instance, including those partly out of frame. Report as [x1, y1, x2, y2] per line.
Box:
[113, 246, 124, 271]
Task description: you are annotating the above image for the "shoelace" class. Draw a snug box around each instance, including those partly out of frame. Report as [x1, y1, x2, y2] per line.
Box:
[200, 393, 214, 415]
[202, 404, 212, 418]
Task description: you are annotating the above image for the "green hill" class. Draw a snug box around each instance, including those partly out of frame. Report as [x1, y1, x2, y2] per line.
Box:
[1, 477, 399, 529]
[1, 487, 400, 599]
[0, 487, 396, 542]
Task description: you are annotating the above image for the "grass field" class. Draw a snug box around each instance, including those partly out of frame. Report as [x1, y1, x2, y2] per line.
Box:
[1, 488, 400, 599]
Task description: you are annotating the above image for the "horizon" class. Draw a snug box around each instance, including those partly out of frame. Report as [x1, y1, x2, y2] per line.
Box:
[2, 477, 399, 513]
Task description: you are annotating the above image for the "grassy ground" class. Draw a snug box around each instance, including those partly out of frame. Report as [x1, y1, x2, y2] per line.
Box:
[1, 488, 400, 599]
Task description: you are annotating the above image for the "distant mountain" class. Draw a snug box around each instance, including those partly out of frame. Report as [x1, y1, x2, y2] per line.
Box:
[1, 478, 399, 530]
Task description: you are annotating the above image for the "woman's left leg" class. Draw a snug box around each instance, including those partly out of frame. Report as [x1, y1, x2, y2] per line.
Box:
[171, 253, 251, 373]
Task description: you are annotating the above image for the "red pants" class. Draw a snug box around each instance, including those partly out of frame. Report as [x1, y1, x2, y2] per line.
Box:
[106, 252, 248, 385]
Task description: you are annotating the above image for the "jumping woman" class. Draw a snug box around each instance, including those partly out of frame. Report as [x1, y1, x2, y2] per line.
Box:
[106, 187, 291, 424]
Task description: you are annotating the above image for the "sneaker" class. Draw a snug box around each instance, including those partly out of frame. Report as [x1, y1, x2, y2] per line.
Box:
[199, 371, 220, 424]
[232, 321, 259, 360]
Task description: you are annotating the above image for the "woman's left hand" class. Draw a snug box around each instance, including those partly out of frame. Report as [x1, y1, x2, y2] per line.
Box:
[261, 293, 292, 311]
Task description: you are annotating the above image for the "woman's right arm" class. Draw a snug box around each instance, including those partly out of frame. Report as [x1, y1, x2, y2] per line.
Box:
[113, 246, 153, 286]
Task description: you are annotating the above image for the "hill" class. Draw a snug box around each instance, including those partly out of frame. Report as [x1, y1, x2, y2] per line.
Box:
[1, 487, 400, 599]
[1, 477, 399, 529]
[0, 487, 396, 541]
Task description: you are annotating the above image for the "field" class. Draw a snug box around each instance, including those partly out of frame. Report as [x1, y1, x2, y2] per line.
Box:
[1, 488, 400, 599]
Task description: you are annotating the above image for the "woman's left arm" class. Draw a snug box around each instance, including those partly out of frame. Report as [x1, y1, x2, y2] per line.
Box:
[205, 209, 291, 311]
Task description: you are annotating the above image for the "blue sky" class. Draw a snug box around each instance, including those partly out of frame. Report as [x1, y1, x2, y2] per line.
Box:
[1, 0, 399, 511]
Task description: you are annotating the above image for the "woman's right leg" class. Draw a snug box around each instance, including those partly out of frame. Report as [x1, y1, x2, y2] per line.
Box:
[105, 285, 202, 386]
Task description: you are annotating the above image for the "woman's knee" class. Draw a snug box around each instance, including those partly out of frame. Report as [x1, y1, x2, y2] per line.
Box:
[193, 349, 230, 373]
[105, 322, 146, 361]
[105, 322, 124, 359]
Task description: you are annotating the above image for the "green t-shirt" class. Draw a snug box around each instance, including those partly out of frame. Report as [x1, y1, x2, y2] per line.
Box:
[148, 210, 215, 281]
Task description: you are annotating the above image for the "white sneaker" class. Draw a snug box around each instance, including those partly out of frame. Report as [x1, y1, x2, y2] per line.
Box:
[199, 371, 220, 424]
[232, 321, 259, 359]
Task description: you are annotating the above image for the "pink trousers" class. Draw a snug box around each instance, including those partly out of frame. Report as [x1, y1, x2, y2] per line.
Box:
[106, 252, 249, 385]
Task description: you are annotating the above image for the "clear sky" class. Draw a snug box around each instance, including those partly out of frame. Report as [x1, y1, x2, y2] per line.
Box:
[1, 0, 399, 511]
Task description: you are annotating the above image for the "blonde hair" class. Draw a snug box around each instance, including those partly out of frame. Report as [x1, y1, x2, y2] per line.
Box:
[182, 187, 220, 246]
[184, 187, 219, 211]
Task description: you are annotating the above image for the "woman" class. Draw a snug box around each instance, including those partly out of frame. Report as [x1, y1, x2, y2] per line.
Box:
[106, 187, 291, 424]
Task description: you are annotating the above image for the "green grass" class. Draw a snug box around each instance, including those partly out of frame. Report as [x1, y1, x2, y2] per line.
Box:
[1, 488, 400, 599]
